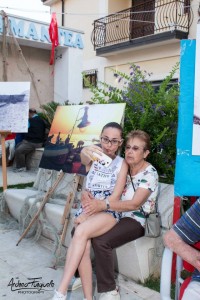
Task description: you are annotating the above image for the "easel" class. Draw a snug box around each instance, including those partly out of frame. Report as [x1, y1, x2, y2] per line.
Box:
[16, 171, 82, 248]
[56, 174, 81, 257]
[0, 130, 11, 191]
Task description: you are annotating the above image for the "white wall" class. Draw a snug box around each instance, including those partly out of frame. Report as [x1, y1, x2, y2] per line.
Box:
[0, 43, 53, 109]
[54, 47, 83, 104]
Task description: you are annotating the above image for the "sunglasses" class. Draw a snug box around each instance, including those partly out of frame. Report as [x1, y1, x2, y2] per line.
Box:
[125, 145, 145, 151]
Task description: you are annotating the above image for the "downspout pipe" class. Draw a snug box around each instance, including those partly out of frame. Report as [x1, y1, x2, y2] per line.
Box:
[61, 0, 64, 26]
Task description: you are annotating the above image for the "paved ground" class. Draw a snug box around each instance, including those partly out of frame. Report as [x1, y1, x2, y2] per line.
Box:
[0, 166, 37, 188]
[0, 167, 161, 299]
[0, 222, 161, 300]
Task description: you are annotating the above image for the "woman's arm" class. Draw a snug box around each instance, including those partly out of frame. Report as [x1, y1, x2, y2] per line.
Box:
[83, 187, 151, 214]
[108, 160, 128, 203]
[110, 187, 151, 211]
[164, 229, 200, 271]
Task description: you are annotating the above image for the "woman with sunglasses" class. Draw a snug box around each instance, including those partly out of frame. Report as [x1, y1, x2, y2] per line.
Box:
[82, 130, 158, 300]
[52, 122, 128, 300]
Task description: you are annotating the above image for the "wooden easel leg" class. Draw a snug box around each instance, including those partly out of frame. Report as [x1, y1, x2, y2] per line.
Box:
[16, 171, 65, 246]
[0, 131, 11, 191]
[55, 175, 81, 259]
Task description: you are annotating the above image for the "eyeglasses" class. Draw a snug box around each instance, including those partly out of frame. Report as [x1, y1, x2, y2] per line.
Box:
[101, 136, 122, 146]
[125, 145, 145, 151]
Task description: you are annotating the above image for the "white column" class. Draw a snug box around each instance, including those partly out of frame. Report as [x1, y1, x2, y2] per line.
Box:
[54, 47, 83, 104]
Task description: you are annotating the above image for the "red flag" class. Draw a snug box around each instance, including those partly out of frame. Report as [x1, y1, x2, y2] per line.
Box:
[49, 12, 59, 65]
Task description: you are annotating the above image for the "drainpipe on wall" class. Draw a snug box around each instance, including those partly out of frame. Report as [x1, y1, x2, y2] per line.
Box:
[61, 0, 64, 26]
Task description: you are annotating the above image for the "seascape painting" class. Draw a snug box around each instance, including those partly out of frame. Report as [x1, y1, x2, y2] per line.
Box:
[39, 104, 125, 175]
[0, 82, 30, 132]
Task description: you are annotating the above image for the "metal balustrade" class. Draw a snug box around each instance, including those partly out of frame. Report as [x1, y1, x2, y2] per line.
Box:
[91, 0, 193, 50]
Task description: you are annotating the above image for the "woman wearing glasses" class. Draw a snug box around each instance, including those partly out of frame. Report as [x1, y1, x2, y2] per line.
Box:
[53, 122, 128, 300]
[82, 130, 158, 300]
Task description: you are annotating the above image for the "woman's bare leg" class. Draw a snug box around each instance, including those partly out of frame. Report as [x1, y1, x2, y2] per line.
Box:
[57, 212, 116, 296]
[78, 240, 93, 300]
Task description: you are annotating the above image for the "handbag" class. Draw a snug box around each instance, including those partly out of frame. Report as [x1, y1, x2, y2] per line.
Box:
[141, 208, 161, 238]
[128, 169, 161, 238]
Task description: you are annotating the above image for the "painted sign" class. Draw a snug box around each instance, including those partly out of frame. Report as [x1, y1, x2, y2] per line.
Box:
[192, 23, 200, 155]
[0, 15, 84, 49]
[174, 40, 200, 196]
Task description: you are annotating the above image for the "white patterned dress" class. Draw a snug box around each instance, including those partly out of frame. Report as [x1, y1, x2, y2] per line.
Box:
[121, 164, 158, 226]
[75, 155, 124, 222]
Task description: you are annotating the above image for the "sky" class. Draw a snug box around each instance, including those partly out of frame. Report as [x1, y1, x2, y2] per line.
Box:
[0, 0, 51, 23]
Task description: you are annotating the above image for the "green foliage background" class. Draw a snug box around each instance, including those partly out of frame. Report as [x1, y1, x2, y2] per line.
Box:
[88, 64, 179, 183]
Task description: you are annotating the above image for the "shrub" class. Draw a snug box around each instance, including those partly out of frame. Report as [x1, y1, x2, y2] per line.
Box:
[89, 64, 179, 183]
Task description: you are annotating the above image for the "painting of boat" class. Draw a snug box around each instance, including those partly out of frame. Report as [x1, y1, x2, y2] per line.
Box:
[0, 82, 30, 132]
[0, 94, 25, 104]
[42, 142, 70, 157]
[39, 140, 86, 174]
[39, 104, 126, 175]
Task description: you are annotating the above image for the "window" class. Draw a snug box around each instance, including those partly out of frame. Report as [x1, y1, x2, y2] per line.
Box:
[83, 70, 97, 88]
[151, 78, 178, 93]
[184, 0, 190, 14]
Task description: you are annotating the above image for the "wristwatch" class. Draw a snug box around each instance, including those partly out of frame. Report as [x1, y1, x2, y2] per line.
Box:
[105, 198, 110, 209]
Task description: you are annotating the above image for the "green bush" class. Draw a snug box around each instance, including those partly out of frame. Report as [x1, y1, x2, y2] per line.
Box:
[89, 64, 179, 184]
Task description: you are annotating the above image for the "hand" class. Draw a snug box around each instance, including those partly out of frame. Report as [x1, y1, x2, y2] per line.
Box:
[82, 144, 103, 161]
[74, 213, 88, 225]
[81, 190, 94, 206]
[83, 199, 105, 215]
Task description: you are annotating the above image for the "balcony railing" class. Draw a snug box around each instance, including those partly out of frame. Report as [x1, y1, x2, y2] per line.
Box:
[91, 0, 193, 50]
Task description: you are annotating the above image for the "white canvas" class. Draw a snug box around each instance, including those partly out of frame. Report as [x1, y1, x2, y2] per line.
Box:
[0, 82, 30, 132]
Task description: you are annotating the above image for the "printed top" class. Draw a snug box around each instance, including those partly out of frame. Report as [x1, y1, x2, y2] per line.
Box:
[121, 164, 158, 226]
[85, 155, 124, 199]
[173, 198, 200, 282]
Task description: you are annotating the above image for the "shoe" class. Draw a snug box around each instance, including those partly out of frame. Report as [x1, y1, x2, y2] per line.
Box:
[99, 288, 120, 300]
[68, 276, 82, 291]
[13, 167, 26, 172]
[52, 290, 67, 300]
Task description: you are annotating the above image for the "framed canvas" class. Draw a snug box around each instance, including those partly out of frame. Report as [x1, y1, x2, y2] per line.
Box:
[39, 104, 125, 175]
[0, 82, 30, 132]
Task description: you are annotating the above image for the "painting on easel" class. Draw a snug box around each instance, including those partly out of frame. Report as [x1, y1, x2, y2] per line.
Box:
[0, 82, 30, 132]
[39, 104, 126, 175]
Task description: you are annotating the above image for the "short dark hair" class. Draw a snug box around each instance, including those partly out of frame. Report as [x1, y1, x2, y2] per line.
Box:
[29, 108, 37, 113]
[101, 122, 123, 138]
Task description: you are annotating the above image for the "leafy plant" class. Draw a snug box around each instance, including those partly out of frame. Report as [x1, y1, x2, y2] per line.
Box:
[89, 64, 179, 183]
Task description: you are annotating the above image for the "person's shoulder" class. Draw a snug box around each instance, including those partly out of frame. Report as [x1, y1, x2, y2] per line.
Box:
[146, 164, 158, 175]
[115, 155, 124, 164]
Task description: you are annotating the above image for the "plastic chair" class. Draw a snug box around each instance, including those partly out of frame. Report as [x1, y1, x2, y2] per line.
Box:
[160, 243, 200, 300]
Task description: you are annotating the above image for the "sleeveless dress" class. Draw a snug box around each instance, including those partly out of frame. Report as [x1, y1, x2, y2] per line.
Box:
[75, 155, 124, 222]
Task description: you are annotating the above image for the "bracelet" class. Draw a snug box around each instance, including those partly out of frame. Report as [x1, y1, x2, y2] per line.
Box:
[105, 198, 110, 210]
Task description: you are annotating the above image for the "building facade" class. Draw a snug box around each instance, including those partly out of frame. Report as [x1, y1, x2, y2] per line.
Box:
[0, 11, 84, 109]
[42, 0, 199, 103]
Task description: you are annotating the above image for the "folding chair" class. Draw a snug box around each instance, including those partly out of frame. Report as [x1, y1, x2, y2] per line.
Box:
[160, 242, 200, 300]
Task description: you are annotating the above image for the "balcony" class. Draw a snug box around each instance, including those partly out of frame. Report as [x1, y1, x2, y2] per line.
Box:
[91, 0, 193, 56]
[41, 0, 59, 5]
